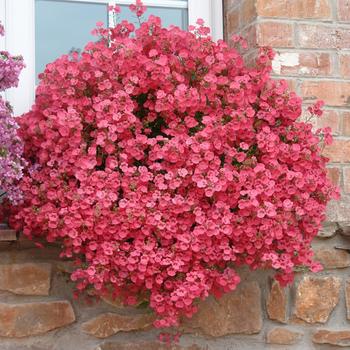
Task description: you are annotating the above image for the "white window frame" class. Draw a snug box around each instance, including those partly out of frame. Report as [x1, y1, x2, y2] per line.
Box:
[0, 0, 223, 115]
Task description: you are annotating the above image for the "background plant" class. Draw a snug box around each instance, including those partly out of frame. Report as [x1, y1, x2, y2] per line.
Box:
[9, 2, 338, 328]
[0, 22, 26, 204]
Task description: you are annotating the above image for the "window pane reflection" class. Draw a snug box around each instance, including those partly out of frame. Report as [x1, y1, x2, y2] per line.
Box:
[35, 0, 108, 78]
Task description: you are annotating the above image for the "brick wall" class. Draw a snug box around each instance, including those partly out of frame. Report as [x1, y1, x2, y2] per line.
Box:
[1, 1, 350, 349]
[225, 0, 350, 202]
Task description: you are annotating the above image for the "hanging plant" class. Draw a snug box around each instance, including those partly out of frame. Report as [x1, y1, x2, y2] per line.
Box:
[10, 1, 338, 328]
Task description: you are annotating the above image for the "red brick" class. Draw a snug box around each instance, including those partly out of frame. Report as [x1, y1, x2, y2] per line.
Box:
[244, 49, 260, 67]
[257, 22, 294, 47]
[273, 52, 331, 76]
[343, 111, 350, 136]
[316, 110, 340, 135]
[340, 54, 350, 78]
[323, 140, 350, 162]
[240, 0, 257, 27]
[226, 8, 240, 37]
[344, 167, 350, 193]
[284, 79, 297, 91]
[224, 0, 232, 11]
[257, 0, 331, 19]
[327, 167, 341, 186]
[241, 24, 258, 49]
[301, 81, 350, 107]
[224, 0, 241, 11]
[338, 0, 350, 21]
[298, 24, 350, 49]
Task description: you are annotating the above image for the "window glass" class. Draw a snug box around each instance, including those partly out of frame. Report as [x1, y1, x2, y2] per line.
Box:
[35, 0, 108, 78]
[35, 1, 189, 80]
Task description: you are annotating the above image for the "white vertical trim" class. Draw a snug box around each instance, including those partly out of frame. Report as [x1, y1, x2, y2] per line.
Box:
[188, 0, 223, 41]
[0, 0, 5, 51]
[109, 0, 115, 27]
[188, 0, 210, 29]
[4, 0, 35, 116]
[211, 0, 223, 41]
[0, 0, 6, 102]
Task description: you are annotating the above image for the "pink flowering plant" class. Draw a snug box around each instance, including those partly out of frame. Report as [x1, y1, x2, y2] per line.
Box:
[0, 22, 26, 204]
[10, 2, 338, 328]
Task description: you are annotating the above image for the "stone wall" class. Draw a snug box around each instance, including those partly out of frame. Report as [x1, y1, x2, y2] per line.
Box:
[1, 0, 350, 349]
[3, 226, 350, 349]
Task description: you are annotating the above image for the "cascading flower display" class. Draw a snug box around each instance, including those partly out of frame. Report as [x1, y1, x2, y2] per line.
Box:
[10, 3, 338, 328]
[0, 22, 26, 204]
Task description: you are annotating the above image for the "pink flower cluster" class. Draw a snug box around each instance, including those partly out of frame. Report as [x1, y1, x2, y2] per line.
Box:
[0, 23, 26, 204]
[10, 5, 337, 328]
[0, 52, 25, 91]
[129, 0, 146, 17]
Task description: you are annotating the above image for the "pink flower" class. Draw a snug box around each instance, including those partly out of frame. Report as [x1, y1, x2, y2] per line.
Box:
[0, 23, 25, 204]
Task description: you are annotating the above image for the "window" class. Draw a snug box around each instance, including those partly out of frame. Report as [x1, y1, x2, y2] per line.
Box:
[35, 1, 109, 79]
[0, 0, 223, 115]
